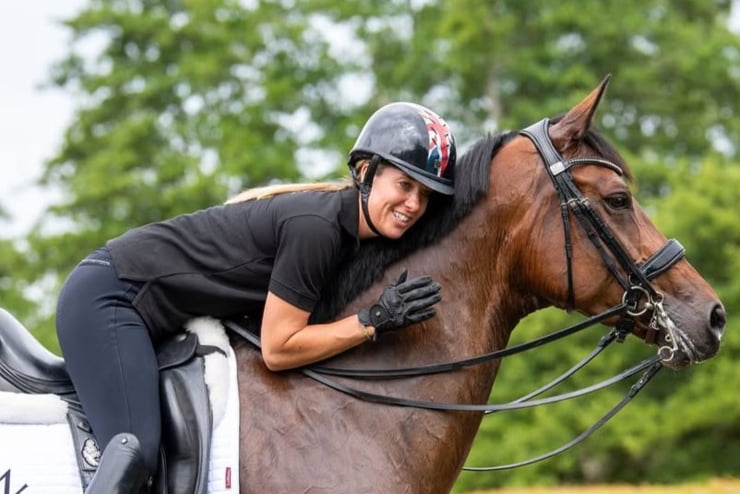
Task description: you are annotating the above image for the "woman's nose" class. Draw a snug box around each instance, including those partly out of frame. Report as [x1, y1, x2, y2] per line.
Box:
[405, 191, 421, 211]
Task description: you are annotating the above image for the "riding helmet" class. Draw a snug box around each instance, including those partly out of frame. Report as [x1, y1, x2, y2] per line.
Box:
[348, 102, 456, 195]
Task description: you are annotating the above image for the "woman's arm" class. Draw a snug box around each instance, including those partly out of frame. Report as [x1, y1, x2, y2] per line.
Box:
[260, 291, 374, 371]
[261, 271, 442, 371]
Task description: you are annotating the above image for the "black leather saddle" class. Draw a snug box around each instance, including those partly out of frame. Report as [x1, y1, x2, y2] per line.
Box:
[0, 308, 217, 494]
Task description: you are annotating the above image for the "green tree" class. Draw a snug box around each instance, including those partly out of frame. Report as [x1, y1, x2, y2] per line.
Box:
[2, 0, 739, 490]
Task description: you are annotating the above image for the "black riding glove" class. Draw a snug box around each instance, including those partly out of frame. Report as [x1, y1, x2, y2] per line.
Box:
[358, 270, 442, 339]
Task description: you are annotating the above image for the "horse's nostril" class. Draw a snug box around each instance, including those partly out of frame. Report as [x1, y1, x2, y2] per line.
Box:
[709, 304, 727, 337]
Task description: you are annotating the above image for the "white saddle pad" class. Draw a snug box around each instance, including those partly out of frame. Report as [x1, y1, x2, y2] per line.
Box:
[0, 319, 240, 494]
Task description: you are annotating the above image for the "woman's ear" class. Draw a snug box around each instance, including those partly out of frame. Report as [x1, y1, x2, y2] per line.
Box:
[357, 160, 369, 181]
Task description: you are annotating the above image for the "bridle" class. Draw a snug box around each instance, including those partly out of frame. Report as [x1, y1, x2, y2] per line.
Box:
[521, 118, 689, 361]
[226, 119, 690, 470]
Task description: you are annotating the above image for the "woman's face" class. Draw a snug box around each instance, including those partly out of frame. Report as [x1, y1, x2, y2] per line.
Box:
[360, 164, 432, 239]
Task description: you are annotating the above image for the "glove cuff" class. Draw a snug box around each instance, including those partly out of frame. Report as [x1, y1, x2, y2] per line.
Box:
[359, 305, 391, 334]
[356, 310, 376, 342]
[358, 308, 372, 327]
[366, 304, 390, 328]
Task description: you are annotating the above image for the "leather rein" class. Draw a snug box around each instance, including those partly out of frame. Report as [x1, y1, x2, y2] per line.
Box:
[226, 119, 687, 470]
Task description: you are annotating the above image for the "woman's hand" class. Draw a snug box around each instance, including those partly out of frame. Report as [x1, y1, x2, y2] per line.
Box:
[358, 270, 442, 339]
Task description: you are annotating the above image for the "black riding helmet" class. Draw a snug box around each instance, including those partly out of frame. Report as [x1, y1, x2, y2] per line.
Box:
[348, 102, 456, 236]
[349, 102, 456, 194]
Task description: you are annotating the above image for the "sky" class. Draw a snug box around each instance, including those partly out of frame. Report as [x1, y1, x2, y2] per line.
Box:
[0, 1, 85, 237]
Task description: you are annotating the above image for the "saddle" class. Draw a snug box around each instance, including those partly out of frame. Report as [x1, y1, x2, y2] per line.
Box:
[0, 308, 214, 494]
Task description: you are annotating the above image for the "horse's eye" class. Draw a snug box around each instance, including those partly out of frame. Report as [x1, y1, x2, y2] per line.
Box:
[605, 194, 632, 210]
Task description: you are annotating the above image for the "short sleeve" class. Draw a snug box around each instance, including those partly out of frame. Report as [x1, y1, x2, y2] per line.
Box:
[269, 215, 342, 312]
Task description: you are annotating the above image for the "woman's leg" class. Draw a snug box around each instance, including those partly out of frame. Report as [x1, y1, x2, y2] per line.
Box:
[56, 249, 161, 475]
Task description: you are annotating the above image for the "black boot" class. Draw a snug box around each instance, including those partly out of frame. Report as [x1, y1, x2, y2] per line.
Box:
[85, 433, 150, 494]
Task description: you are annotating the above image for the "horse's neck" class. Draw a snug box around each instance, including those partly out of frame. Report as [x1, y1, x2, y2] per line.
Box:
[412, 202, 529, 355]
[344, 200, 531, 394]
[357, 203, 535, 483]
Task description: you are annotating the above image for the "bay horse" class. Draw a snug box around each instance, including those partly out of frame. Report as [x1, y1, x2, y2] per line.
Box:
[233, 77, 725, 493]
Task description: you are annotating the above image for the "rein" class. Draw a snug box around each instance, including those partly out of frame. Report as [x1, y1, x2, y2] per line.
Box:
[226, 319, 658, 414]
[227, 319, 662, 470]
[227, 120, 687, 470]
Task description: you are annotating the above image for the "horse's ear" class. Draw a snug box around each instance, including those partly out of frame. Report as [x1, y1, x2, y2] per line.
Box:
[550, 74, 611, 146]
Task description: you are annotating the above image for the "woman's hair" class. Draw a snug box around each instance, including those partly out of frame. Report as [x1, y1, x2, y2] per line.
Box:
[225, 181, 352, 204]
[224, 159, 385, 205]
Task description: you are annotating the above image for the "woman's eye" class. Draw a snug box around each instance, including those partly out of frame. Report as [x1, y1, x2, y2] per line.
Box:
[605, 194, 631, 210]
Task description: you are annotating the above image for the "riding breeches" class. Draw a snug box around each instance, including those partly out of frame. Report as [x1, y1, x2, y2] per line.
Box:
[56, 247, 160, 475]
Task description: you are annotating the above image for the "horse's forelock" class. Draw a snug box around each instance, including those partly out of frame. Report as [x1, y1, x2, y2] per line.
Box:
[583, 130, 633, 181]
[310, 131, 517, 322]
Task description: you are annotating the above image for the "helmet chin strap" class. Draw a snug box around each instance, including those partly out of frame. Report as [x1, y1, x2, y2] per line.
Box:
[355, 155, 385, 238]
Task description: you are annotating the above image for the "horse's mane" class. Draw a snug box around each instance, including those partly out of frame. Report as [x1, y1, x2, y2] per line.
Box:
[310, 122, 629, 322]
[310, 130, 518, 322]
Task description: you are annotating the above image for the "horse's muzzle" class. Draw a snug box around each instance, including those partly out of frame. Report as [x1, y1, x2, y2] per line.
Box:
[657, 301, 726, 369]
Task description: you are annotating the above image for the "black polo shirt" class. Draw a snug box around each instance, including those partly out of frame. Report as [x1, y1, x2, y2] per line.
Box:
[106, 187, 359, 340]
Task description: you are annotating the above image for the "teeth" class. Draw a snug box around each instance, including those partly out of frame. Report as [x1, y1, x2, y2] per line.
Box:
[393, 211, 410, 222]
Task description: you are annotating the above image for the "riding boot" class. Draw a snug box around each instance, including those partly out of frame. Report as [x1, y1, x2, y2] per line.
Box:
[85, 433, 151, 494]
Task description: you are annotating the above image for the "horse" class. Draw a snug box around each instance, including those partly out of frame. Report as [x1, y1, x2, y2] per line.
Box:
[0, 76, 726, 494]
[233, 76, 725, 493]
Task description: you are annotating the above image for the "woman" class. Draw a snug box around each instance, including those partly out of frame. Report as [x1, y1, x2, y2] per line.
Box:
[56, 102, 456, 493]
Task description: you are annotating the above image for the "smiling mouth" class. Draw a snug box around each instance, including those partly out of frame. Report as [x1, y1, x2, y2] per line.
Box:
[393, 211, 411, 223]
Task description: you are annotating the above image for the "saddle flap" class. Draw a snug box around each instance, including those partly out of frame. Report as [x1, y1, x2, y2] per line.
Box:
[158, 358, 213, 494]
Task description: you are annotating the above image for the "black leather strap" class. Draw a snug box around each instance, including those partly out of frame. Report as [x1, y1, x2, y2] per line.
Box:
[640, 239, 685, 280]
[521, 119, 563, 175]
[357, 155, 384, 237]
[225, 306, 624, 379]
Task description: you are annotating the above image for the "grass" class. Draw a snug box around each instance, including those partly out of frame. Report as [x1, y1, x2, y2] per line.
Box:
[469, 478, 740, 493]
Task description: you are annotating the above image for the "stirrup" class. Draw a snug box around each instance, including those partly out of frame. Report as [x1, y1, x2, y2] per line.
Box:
[85, 433, 150, 494]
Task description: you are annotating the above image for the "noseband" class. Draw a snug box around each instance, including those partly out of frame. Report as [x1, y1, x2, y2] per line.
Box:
[521, 119, 686, 358]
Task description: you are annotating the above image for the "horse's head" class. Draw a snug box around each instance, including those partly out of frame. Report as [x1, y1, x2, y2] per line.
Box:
[498, 76, 726, 369]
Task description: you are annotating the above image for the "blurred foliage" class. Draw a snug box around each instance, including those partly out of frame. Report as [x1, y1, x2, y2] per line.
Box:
[1, 0, 738, 491]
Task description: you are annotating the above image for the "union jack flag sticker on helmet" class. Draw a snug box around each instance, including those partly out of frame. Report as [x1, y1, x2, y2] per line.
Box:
[420, 108, 454, 177]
